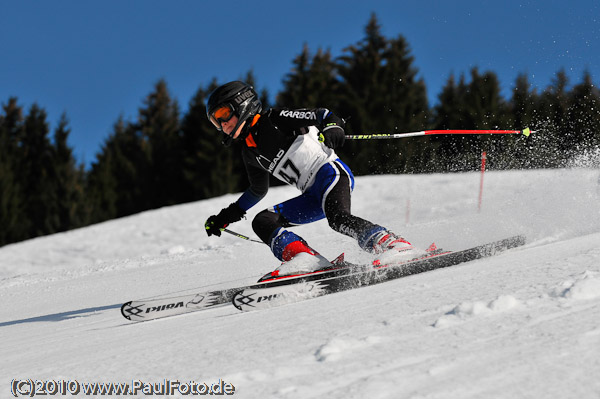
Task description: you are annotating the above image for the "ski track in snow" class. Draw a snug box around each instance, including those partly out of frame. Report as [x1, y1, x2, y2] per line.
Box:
[1, 168, 600, 399]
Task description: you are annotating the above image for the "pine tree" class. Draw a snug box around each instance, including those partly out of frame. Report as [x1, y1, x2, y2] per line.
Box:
[86, 122, 119, 223]
[510, 74, 537, 129]
[379, 33, 429, 173]
[336, 14, 388, 175]
[0, 98, 25, 245]
[52, 113, 87, 231]
[20, 104, 57, 237]
[431, 68, 507, 171]
[532, 70, 570, 166]
[431, 74, 472, 171]
[0, 147, 21, 245]
[277, 45, 340, 108]
[566, 70, 600, 151]
[336, 13, 429, 174]
[135, 79, 183, 209]
[467, 69, 511, 170]
[502, 74, 541, 169]
[87, 117, 143, 221]
[181, 80, 244, 200]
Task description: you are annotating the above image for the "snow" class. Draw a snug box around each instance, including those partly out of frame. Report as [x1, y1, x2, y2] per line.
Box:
[1, 167, 600, 398]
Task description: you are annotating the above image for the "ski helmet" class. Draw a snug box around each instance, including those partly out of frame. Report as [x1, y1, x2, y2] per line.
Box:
[206, 81, 262, 146]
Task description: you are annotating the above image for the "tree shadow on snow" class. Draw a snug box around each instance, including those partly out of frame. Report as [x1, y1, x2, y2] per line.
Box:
[0, 304, 121, 327]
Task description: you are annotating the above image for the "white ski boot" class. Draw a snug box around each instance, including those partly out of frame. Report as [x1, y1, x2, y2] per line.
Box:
[259, 239, 332, 282]
[371, 231, 425, 266]
[275, 252, 332, 276]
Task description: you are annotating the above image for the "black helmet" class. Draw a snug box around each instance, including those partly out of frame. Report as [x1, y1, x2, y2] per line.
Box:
[206, 81, 262, 146]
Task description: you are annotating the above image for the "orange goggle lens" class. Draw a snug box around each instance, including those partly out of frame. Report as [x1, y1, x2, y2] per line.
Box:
[209, 105, 235, 130]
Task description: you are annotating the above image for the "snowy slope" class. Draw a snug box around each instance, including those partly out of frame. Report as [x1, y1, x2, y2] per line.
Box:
[1, 168, 600, 398]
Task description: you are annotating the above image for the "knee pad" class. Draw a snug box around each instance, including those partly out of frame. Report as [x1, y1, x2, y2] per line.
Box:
[252, 209, 290, 243]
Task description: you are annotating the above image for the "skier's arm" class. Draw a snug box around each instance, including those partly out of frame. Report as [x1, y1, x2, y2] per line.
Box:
[205, 150, 269, 237]
[316, 109, 346, 149]
[204, 182, 265, 238]
[270, 108, 346, 148]
[237, 148, 269, 211]
[237, 174, 268, 211]
[205, 202, 245, 237]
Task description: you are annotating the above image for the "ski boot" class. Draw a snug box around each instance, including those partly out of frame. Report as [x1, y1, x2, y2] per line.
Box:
[370, 231, 425, 266]
[258, 239, 332, 282]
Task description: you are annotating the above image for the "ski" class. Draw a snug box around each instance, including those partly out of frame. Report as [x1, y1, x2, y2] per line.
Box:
[120, 289, 237, 321]
[120, 254, 351, 321]
[231, 235, 526, 311]
[121, 235, 525, 320]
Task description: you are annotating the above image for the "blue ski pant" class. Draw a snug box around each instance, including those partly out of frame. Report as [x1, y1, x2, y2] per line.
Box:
[252, 159, 386, 260]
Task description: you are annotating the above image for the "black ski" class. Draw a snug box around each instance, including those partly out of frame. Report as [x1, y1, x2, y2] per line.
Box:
[121, 235, 525, 320]
[231, 235, 526, 311]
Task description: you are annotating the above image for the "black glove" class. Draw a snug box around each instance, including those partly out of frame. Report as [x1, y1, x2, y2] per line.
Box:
[205, 202, 246, 237]
[319, 113, 346, 149]
[319, 126, 345, 149]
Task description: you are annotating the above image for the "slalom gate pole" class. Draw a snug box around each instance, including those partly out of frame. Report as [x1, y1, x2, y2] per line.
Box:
[345, 128, 532, 140]
[478, 151, 487, 213]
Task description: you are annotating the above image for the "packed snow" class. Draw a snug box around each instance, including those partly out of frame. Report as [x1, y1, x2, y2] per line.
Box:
[1, 166, 600, 398]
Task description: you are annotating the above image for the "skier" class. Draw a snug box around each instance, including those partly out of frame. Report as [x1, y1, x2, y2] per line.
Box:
[204, 81, 419, 274]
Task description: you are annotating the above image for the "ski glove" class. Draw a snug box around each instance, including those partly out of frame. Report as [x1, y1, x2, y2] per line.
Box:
[318, 112, 346, 149]
[319, 126, 346, 149]
[205, 202, 246, 237]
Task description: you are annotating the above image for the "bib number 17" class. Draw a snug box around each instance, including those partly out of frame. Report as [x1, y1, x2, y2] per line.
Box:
[277, 159, 300, 186]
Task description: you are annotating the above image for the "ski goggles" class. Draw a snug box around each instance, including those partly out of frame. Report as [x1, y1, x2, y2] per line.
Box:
[209, 104, 235, 130]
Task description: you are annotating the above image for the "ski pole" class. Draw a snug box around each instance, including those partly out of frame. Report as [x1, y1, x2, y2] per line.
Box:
[223, 228, 264, 244]
[345, 128, 533, 140]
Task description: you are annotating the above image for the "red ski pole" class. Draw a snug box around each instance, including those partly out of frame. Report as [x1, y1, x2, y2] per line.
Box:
[346, 128, 532, 140]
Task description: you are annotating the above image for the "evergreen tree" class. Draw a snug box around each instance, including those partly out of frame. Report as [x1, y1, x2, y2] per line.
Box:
[87, 80, 184, 221]
[431, 74, 473, 171]
[432, 68, 507, 171]
[504, 74, 541, 169]
[0, 98, 25, 245]
[0, 147, 21, 245]
[379, 33, 430, 172]
[336, 13, 429, 174]
[464, 68, 507, 129]
[179, 86, 211, 202]
[336, 14, 389, 175]
[243, 70, 271, 111]
[566, 70, 600, 150]
[135, 79, 183, 209]
[277, 44, 340, 108]
[181, 81, 240, 200]
[20, 104, 57, 237]
[86, 122, 119, 223]
[433, 74, 467, 129]
[181, 79, 248, 200]
[466, 69, 511, 170]
[51, 113, 87, 231]
[532, 70, 571, 166]
[510, 73, 537, 130]
[87, 117, 144, 220]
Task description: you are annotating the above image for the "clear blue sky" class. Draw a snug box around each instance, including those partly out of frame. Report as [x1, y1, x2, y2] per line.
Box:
[1, 0, 598, 167]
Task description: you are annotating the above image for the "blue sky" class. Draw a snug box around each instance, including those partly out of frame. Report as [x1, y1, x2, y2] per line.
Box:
[1, 0, 599, 167]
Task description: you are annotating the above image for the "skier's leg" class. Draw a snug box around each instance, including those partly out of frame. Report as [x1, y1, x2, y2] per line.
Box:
[252, 158, 412, 261]
[252, 194, 325, 262]
[252, 207, 315, 261]
[323, 160, 412, 253]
